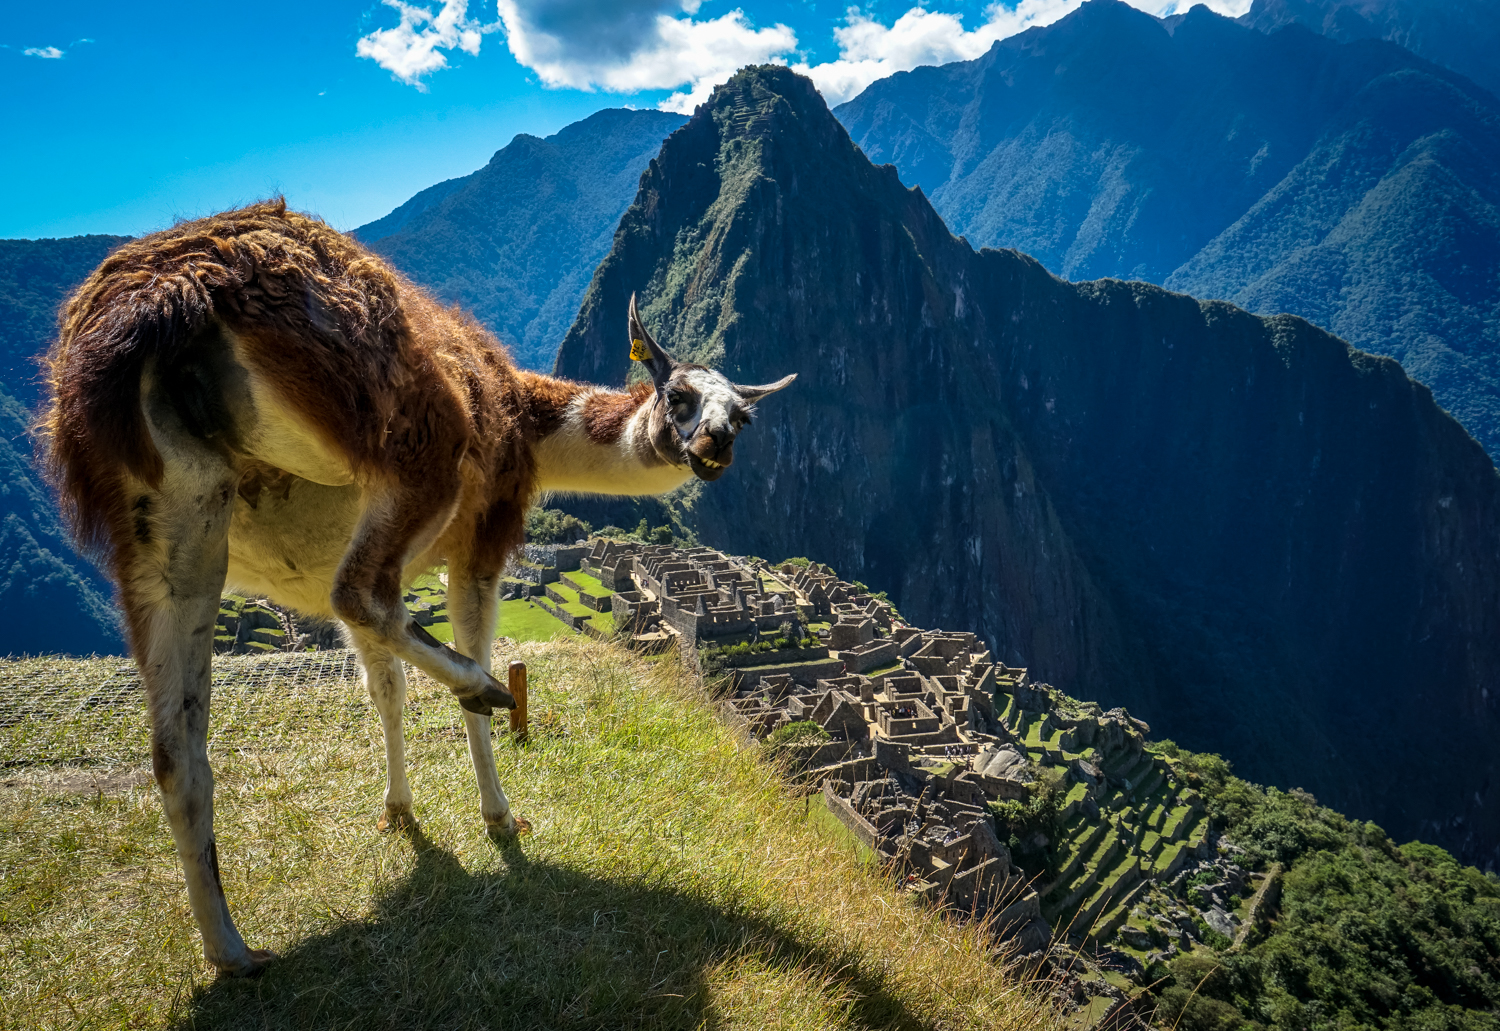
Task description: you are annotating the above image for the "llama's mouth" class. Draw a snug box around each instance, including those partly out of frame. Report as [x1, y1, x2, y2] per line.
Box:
[688, 454, 728, 481]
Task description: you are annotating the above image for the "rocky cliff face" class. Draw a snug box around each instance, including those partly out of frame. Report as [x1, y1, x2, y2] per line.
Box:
[555, 66, 1500, 867]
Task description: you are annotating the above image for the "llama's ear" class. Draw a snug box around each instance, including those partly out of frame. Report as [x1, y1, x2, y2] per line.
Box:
[628, 293, 674, 388]
[733, 373, 797, 402]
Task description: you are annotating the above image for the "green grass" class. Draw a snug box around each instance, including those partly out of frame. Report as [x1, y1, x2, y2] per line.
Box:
[497, 599, 574, 644]
[0, 639, 1059, 1031]
[547, 585, 597, 620]
[563, 571, 612, 599]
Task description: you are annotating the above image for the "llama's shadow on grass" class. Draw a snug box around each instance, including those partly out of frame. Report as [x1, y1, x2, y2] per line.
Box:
[176, 826, 937, 1031]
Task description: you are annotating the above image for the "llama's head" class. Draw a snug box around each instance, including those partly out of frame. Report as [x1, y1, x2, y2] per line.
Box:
[629, 294, 795, 482]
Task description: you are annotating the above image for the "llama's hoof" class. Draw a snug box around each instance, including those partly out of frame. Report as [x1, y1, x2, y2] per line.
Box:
[457, 677, 515, 716]
[216, 948, 278, 978]
[486, 813, 532, 839]
[377, 806, 416, 833]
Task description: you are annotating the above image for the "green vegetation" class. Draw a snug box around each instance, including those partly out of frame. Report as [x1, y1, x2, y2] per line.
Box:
[497, 599, 573, 644]
[1142, 747, 1500, 1031]
[0, 638, 1058, 1031]
[765, 720, 831, 747]
[524, 506, 592, 545]
[563, 570, 611, 599]
[0, 234, 130, 410]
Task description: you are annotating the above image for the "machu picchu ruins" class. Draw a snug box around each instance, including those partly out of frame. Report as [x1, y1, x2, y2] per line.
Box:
[520, 537, 1243, 988]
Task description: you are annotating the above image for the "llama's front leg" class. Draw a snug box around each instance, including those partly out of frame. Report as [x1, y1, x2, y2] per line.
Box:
[448, 569, 529, 835]
[357, 646, 415, 831]
[330, 487, 514, 715]
[118, 455, 273, 975]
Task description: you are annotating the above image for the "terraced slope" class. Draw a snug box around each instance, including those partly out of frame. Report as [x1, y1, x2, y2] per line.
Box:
[983, 673, 1210, 945]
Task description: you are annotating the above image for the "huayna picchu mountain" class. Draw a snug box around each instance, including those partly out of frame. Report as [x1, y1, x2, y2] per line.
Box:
[835, 0, 1500, 461]
[554, 65, 1500, 869]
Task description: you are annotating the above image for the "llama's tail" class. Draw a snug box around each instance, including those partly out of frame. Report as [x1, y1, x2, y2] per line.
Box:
[38, 235, 225, 560]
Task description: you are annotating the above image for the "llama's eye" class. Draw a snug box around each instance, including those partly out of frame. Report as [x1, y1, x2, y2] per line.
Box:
[667, 391, 687, 408]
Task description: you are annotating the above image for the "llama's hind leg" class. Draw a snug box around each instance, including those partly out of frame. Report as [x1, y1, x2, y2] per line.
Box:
[118, 450, 273, 976]
[355, 645, 415, 831]
[447, 568, 529, 835]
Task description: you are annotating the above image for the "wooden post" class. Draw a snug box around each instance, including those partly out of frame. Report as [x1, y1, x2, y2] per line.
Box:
[508, 660, 528, 743]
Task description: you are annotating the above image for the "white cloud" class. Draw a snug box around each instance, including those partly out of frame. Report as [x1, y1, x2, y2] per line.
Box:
[24, 46, 64, 59]
[800, 0, 1255, 107]
[1149, 0, 1252, 15]
[495, 0, 796, 113]
[356, 0, 496, 89]
[354, 0, 1256, 108]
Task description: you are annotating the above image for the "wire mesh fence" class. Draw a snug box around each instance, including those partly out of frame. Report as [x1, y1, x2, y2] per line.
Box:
[0, 649, 489, 772]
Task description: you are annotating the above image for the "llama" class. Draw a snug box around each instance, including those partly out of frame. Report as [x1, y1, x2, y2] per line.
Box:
[39, 199, 794, 976]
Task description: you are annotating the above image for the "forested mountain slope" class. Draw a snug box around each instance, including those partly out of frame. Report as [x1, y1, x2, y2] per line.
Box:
[555, 65, 1500, 869]
[0, 235, 129, 411]
[354, 108, 686, 371]
[835, 0, 1500, 460]
[0, 235, 128, 654]
[0, 383, 122, 655]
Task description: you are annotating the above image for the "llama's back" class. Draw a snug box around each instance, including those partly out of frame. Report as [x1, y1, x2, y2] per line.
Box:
[40, 198, 496, 567]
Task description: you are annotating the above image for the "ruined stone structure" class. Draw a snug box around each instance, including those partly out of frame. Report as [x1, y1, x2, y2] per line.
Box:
[582, 539, 1216, 963]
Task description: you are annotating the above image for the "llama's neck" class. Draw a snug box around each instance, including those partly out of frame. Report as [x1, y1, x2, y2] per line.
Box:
[524, 375, 694, 496]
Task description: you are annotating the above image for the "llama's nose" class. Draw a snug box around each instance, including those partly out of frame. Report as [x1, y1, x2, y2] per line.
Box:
[707, 425, 732, 451]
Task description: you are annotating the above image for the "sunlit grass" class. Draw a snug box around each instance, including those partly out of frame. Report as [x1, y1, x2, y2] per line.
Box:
[0, 638, 1062, 1031]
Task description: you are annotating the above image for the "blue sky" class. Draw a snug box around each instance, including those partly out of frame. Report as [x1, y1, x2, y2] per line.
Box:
[2, 0, 1244, 240]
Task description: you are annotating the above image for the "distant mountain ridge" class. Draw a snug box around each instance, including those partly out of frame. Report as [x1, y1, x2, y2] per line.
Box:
[835, 0, 1500, 460]
[555, 65, 1500, 868]
[1239, 0, 1500, 98]
[354, 108, 687, 371]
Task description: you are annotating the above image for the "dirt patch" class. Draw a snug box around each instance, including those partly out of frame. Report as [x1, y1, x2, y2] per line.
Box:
[1, 766, 153, 795]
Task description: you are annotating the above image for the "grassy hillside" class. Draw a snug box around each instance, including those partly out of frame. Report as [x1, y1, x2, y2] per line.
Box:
[0, 638, 1058, 1030]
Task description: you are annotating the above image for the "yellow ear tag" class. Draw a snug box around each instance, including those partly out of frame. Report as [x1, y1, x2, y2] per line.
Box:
[630, 337, 651, 361]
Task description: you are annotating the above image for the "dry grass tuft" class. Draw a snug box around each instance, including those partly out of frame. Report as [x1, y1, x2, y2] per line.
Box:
[0, 638, 1064, 1030]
